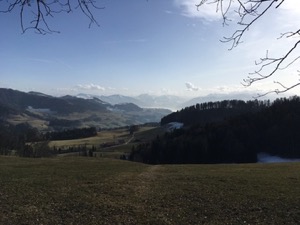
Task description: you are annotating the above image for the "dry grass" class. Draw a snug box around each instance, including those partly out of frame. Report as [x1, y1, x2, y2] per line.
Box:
[0, 156, 299, 225]
[49, 128, 131, 149]
[7, 114, 48, 130]
[49, 126, 159, 159]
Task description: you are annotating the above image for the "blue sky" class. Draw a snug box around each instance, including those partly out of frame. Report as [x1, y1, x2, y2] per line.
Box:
[0, 0, 299, 97]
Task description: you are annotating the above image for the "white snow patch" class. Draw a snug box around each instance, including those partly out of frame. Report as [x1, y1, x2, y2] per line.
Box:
[166, 122, 184, 131]
[27, 106, 53, 114]
[257, 152, 300, 163]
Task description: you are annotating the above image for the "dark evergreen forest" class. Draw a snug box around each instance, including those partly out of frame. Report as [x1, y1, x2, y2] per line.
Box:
[0, 123, 97, 157]
[44, 127, 97, 141]
[130, 97, 300, 164]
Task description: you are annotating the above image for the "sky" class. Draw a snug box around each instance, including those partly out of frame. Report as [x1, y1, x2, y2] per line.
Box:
[0, 0, 300, 98]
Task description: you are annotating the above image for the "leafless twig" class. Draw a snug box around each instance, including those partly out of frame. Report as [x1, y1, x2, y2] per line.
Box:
[197, 0, 300, 95]
[0, 0, 104, 34]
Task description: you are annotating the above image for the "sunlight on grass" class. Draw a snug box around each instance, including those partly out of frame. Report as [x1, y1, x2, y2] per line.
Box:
[0, 157, 299, 224]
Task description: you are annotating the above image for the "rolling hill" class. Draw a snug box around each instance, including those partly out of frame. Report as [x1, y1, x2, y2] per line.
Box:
[0, 88, 171, 131]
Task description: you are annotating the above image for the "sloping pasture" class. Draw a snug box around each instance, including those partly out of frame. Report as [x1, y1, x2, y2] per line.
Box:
[0, 157, 299, 224]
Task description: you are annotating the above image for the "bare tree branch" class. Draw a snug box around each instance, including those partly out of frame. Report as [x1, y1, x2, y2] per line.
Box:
[197, 0, 300, 95]
[256, 79, 300, 97]
[243, 40, 300, 85]
[0, 0, 104, 34]
[197, 0, 279, 49]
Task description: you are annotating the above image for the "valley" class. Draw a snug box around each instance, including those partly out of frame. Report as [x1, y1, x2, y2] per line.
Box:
[1, 88, 300, 224]
[0, 88, 171, 131]
[49, 125, 159, 158]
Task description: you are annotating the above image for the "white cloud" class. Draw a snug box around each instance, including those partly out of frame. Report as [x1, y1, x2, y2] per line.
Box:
[173, 0, 223, 20]
[185, 82, 200, 91]
[276, 0, 300, 34]
[76, 83, 105, 91]
[279, 0, 300, 13]
[179, 0, 300, 94]
[174, 0, 300, 24]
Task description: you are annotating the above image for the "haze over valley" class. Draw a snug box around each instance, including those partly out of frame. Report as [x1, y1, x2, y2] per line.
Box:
[0, 88, 171, 130]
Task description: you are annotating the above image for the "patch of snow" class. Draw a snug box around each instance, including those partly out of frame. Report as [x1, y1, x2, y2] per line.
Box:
[257, 152, 300, 163]
[166, 122, 184, 132]
[76, 93, 93, 99]
[106, 107, 122, 112]
[27, 106, 53, 113]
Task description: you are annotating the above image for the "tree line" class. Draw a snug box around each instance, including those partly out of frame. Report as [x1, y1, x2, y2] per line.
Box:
[130, 97, 300, 164]
[44, 127, 97, 141]
[0, 123, 97, 157]
[161, 99, 270, 126]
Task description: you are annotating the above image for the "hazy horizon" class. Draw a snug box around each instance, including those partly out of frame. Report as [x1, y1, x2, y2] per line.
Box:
[2, 86, 284, 111]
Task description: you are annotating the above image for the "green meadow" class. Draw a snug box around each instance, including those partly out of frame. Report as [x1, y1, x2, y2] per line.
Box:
[0, 156, 299, 225]
[49, 126, 162, 158]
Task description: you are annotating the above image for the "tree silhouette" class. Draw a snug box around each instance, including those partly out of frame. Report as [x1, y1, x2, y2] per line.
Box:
[0, 0, 104, 34]
[197, 0, 300, 95]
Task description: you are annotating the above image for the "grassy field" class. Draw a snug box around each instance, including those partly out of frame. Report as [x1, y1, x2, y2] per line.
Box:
[49, 126, 160, 158]
[48, 128, 131, 149]
[0, 156, 299, 224]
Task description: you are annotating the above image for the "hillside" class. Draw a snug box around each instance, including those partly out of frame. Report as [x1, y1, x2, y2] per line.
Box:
[0, 88, 108, 114]
[0, 88, 171, 131]
[161, 99, 269, 126]
[0, 157, 299, 225]
[131, 97, 300, 164]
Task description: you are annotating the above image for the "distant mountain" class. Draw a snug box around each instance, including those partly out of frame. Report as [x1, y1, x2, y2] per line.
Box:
[77, 93, 144, 106]
[113, 103, 143, 112]
[101, 95, 144, 106]
[136, 94, 187, 109]
[0, 88, 171, 131]
[179, 92, 278, 108]
[28, 91, 53, 98]
[77, 92, 278, 111]
[0, 88, 109, 114]
[77, 93, 187, 110]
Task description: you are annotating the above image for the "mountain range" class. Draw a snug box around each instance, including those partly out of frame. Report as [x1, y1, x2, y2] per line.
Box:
[0, 88, 281, 131]
[77, 92, 278, 110]
[0, 88, 171, 131]
[76, 93, 187, 110]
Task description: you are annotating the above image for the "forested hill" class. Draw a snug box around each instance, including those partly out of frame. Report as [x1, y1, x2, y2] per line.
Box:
[161, 99, 270, 126]
[0, 88, 109, 114]
[131, 97, 300, 164]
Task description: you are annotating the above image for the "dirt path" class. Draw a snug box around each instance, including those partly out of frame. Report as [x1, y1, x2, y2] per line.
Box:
[135, 165, 162, 197]
[133, 165, 174, 224]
